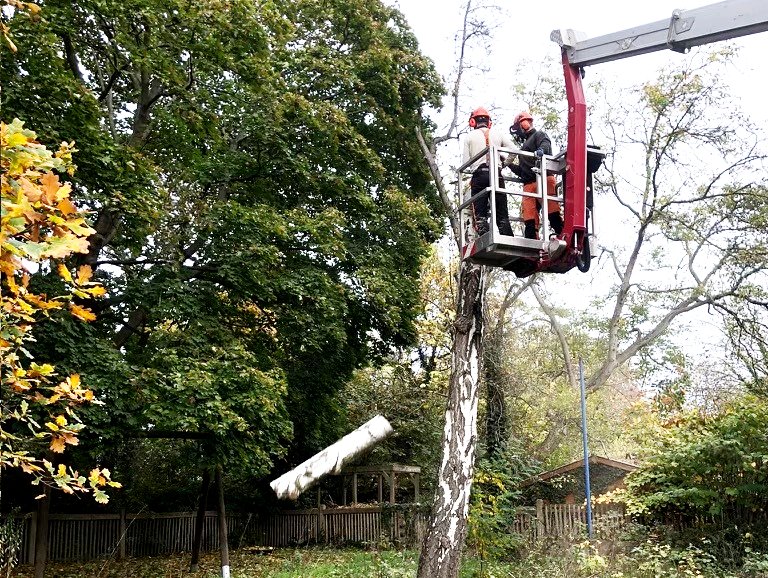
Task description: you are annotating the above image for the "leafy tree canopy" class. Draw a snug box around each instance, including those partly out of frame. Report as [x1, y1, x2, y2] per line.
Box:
[622, 394, 768, 524]
[1, 0, 445, 487]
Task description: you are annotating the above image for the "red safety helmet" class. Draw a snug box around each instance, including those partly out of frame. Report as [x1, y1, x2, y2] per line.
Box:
[469, 107, 492, 129]
[510, 111, 533, 139]
[512, 111, 533, 127]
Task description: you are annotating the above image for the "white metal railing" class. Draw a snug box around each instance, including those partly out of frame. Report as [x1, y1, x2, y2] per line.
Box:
[456, 146, 565, 248]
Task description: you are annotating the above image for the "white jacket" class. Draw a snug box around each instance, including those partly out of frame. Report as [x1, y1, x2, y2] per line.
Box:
[461, 127, 516, 172]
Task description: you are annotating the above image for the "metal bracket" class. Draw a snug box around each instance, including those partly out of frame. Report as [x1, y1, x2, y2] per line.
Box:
[667, 9, 695, 53]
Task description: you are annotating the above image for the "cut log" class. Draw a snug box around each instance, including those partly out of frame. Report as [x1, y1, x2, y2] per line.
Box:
[270, 415, 393, 500]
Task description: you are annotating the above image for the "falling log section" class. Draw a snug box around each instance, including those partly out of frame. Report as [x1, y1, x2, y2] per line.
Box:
[270, 415, 393, 500]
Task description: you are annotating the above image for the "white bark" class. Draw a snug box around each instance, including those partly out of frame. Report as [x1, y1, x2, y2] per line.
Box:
[270, 415, 393, 500]
[418, 261, 484, 578]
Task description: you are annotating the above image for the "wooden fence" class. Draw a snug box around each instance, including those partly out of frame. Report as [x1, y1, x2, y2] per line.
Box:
[12, 502, 623, 563]
[16, 506, 425, 563]
[513, 501, 627, 542]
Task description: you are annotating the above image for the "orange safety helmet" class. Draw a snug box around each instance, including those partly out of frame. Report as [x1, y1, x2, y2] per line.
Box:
[510, 111, 533, 139]
[469, 107, 492, 129]
[512, 110, 533, 124]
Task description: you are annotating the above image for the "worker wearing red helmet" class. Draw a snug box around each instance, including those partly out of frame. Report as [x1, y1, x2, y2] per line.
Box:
[462, 107, 516, 237]
[507, 111, 563, 240]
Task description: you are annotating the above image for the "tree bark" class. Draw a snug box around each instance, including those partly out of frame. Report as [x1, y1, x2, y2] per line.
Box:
[33, 485, 51, 578]
[189, 468, 211, 573]
[482, 275, 533, 459]
[417, 260, 484, 578]
[270, 415, 393, 500]
[215, 465, 230, 578]
[483, 324, 507, 460]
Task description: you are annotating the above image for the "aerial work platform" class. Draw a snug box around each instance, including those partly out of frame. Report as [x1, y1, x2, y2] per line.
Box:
[458, 145, 603, 277]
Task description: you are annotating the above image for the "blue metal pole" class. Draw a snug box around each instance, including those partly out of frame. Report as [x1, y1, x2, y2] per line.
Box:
[579, 358, 593, 538]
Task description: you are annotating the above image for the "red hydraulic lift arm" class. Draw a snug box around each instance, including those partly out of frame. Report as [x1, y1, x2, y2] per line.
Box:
[551, 0, 768, 268]
[560, 52, 587, 240]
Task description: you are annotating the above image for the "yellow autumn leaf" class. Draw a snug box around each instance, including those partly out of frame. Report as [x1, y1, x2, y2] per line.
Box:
[62, 218, 95, 237]
[5, 275, 19, 295]
[54, 182, 72, 202]
[57, 263, 73, 283]
[69, 303, 96, 322]
[42, 236, 90, 258]
[21, 462, 42, 474]
[76, 264, 93, 285]
[46, 422, 60, 432]
[57, 197, 77, 216]
[24, 293, 64, 310]
[40, 172, 60, 204]
[55, 415, 68, 427]
[50, 436, 66, 454]
[6, 132, 27, 148]
[84, 285, 107, 297]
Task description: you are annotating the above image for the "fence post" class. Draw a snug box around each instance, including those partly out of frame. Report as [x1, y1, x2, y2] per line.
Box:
[27, 513, 37, 565]
[119, 509, 126, 559]
[535, 499, 544, 540]
[316, 506, 327, 545]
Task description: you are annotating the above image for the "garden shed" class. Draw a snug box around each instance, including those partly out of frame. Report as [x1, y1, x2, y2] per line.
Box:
[521, 455, 637, 504]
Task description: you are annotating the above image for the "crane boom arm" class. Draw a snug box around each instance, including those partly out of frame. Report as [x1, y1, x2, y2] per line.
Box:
[551, 0, 768, 67]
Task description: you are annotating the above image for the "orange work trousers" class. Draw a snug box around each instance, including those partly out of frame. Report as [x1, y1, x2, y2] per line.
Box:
[522, 176, 560, 232]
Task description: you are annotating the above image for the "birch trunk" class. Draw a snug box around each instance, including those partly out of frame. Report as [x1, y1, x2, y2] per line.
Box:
[417, 260, 484, 578]
[270, 415, 393, 500]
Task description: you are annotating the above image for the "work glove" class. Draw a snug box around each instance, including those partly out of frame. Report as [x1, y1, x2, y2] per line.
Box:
[534, 148, 544, 158]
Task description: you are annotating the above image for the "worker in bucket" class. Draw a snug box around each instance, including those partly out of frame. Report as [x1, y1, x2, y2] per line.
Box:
[506, 111, 563, 240]
[461, 107, 516, 237]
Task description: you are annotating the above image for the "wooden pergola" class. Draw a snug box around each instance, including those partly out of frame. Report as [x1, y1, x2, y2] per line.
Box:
[319, 463, 421, 506]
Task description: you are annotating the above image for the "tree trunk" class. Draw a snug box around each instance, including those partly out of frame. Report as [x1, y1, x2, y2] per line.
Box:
[483, 323, 507, 460]
[215, 465, 230, 578]
[189, 468, 211, 573]
[417, 261, 484, 578]
[33, 485, 51, 578]
[270, 415, 393, 500]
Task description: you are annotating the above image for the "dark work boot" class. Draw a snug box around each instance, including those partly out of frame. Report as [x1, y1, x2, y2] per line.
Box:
[548, 212, 564, 236]
[524, 219, 537, 240]
[498, 220, 514, 236]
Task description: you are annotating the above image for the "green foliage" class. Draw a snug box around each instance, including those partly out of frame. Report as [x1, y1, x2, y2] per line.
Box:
[466, 448, 539, 560]
[1, 0, 444, 497]
[621, 394, 768, 525]
[0, 513, 23, 576]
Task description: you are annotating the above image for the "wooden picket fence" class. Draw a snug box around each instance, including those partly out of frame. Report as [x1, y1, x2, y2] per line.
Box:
[15, 506, 425, 563]
[513, 500, 628, 542]
[11, 502, 622, 563]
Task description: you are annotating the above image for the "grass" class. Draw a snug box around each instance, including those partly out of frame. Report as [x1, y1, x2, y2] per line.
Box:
[11, 548, 496, 578]
[11, 540, 768, 578]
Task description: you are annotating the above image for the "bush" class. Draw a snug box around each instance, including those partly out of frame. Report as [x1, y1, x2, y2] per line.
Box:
[622, 394, 768, 528]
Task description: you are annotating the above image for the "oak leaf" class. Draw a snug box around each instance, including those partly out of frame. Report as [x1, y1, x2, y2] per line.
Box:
[70, 303, 96, 322]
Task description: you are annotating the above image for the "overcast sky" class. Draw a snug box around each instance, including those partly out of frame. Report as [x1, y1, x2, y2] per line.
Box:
[388, 0, 768, 128]
[385, 1, 768, 365]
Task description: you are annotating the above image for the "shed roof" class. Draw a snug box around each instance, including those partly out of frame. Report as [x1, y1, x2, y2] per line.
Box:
[521, 455, 638, 487]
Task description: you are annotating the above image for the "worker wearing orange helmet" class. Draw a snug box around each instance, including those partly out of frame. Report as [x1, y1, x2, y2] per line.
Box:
[507, 111, 563, 240]
[462, 107, 516, 236]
